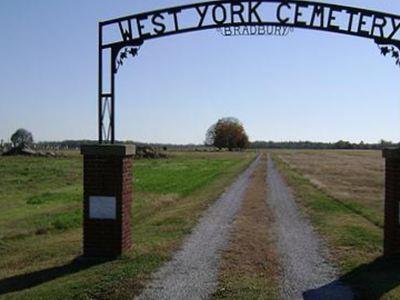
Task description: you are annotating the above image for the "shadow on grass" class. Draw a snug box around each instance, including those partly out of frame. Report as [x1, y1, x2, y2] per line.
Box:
[0, 256, 108, 296]
[303, 255, 400, 299]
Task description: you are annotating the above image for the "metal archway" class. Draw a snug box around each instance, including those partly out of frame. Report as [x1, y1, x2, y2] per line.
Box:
[98, 0, 400, 143]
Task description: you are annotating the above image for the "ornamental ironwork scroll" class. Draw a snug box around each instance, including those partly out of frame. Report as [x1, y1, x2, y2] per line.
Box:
[98, 0, 400, 143]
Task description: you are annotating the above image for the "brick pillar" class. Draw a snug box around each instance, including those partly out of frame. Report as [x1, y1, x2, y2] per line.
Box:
[81, 145, 135, 258]
[383, 148, 400, 256]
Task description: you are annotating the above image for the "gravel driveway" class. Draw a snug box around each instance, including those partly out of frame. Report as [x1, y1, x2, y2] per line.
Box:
[267, 156, 353, 300]
[136, 155, 261, 300]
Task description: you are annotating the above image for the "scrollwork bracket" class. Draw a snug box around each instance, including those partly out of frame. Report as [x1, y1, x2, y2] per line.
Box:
[112, 39, 144, 74]
[375, 38, 400, 67]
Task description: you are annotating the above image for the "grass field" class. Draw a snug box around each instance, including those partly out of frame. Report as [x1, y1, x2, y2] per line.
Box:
[271, 150, 400, 299]
[0, 151, 256, 299]
[274, 150, 384, 227]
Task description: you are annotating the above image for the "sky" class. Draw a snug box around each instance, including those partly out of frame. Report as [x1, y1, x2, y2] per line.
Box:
[0, 0, 400, 144]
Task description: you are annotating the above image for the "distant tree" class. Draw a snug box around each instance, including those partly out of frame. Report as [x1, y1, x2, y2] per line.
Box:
[205, 123, 217, 147]
[380, 139, 393, 149]
[206, 117, 249, 151]
[334, 140, 352, 149]
[10, 128, 33, 148]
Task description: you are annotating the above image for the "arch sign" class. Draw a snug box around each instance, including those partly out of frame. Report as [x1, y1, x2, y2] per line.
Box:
[98, 0, 400, 143]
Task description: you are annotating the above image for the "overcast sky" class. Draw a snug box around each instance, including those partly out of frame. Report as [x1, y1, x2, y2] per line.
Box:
[0, 0, 400, 144]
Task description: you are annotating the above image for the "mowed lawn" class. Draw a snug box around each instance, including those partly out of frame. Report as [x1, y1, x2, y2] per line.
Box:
[0, 151, 255, 299]
[271, 150, 400, 299]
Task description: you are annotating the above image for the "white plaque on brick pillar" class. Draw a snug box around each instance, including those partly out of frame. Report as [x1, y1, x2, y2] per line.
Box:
[89, 196, 117, 219]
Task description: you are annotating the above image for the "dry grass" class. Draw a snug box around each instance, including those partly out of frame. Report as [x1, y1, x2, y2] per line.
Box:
[214, 154, 280, 299]
[271, 151, 400, 299]
[272, 149, 384, 227]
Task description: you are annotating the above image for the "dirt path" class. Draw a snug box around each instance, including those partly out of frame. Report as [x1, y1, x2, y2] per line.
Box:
[214, 154, 280, 298]
[267, 157, 353, 300]
[136, 155, 261, 300]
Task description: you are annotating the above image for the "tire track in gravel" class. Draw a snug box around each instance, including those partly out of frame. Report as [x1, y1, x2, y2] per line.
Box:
[267, 156, 353, 300]
[136, 155, 261, 300]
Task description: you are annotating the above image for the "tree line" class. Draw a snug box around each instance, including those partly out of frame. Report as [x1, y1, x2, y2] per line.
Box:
[249, 140, 400, 150]
[32, 139, 399, 151]
[2, 126, 398, 152]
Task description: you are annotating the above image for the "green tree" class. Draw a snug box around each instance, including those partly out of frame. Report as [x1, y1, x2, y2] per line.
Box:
[11, 128, 33, 148]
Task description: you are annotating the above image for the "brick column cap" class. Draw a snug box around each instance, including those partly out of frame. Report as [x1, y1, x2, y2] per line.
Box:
[383, 148, 400, 160]
[81, 144, 136, 157]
